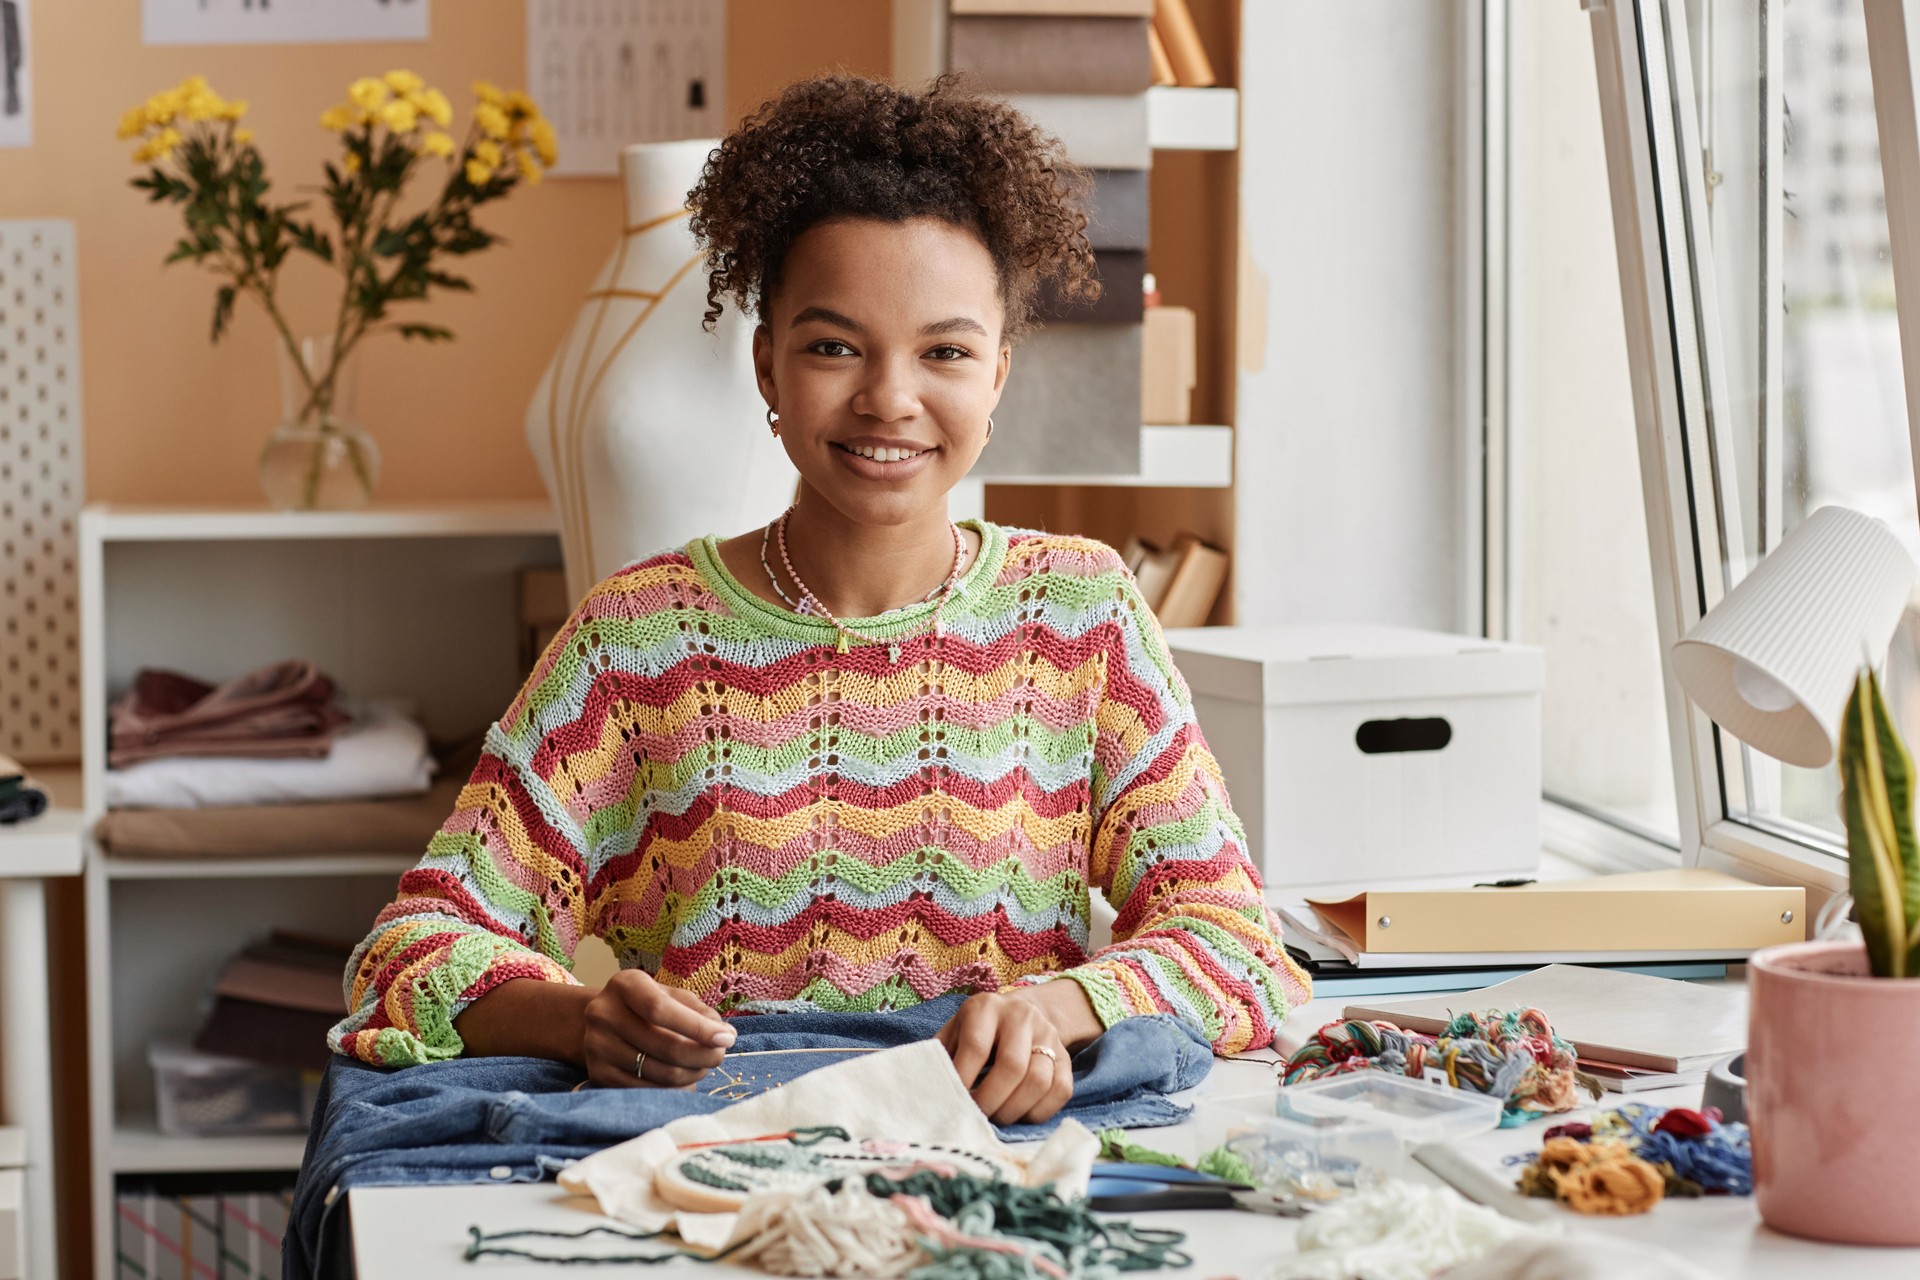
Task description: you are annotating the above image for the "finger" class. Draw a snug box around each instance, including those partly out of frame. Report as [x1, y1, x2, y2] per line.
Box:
[664, 986, 739, 1047]
[587, 993, 727, 1073]
[991, 1040, 1062, 1126]
[586, 1023, 711, 1089]
[944, 1008, 996, 1090]
[1014, 1045, 1075, 1126]
[611, 974, 735, 1048]
[969, 1017, 1033, 1120]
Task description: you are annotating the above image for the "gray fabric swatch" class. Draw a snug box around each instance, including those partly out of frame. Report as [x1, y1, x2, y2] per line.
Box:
[950, 16, 1154, 94]
[1085, 168, 1150, 250]
[1035, 249, 1145, 324]
[978, 323, 1143, 478]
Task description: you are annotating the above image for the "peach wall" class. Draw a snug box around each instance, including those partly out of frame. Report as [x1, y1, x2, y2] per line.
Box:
[0, 0, 891, 505]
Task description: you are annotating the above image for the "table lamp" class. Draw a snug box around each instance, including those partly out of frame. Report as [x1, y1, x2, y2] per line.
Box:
[1669, 505, 1917, 768]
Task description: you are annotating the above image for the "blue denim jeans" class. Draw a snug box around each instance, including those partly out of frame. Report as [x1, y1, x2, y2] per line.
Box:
[285, 995, 1210, 1280]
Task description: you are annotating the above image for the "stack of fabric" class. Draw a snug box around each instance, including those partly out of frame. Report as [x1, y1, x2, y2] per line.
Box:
[194, 932, 356, 1072]
[102, 661, 435, 812]
[0, 751, 48, 824]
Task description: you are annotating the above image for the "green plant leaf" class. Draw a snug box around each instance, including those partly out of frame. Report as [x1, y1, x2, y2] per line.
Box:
[1841, 668, 1920, 977]
[210, 284, 236, 344]
[395, 323, 455, 342]
[424, 269, 473, 292]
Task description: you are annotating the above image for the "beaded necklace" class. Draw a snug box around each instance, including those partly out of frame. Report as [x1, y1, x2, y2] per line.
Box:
[766, 506, 968, 662]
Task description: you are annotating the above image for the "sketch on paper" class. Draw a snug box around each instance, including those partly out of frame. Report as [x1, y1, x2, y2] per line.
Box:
[143, 0, 429, 46]
[1, 0, 31, 148]
[529, 0, 726, 178]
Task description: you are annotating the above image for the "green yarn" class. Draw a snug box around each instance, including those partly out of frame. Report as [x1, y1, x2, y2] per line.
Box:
[1096, 1129, 1258, 1186]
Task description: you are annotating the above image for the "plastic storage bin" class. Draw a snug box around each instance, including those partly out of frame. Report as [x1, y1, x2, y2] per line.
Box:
[149, 1042, 314, 1136]
[1281, 1072, 1506, 1143]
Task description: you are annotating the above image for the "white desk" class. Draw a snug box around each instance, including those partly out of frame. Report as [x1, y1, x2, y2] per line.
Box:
[0, 808, 84, 1280]
[351, 994, 1920, 1280]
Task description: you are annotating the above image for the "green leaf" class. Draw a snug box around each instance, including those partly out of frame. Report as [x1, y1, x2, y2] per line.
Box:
[1841, 668, 1920, 977]
[396, 323, 455, 342]
[210, 284, 236, 344]
[424, 269, 473, 292]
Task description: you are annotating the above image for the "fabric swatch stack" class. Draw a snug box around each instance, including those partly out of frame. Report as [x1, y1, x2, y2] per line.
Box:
[949, 0, 1159, 478]
[194, 932, 356, 1073]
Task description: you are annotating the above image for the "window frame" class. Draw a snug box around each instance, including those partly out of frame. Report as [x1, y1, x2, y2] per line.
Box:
[1580, 0, 1920, 896]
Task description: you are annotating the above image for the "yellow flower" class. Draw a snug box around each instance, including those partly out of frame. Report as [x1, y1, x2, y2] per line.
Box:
[143, 93, 177, 127]
[319, 104, 359, 133]
[117, 105, 148, 139]
[182, 89, 224, 122]
[348, 77, 389, 113]
[154, 126, 182, 153]
[345, 152, 363, 173]
[465, 158, 495, 186]
[412, 87, 453, 128]
[378, 98, 420, 134]
[180, 75, 208, 95]
[472, 79, 505, 106]
[383, 69, 424, 95]
[519, 157, 544, 186]
[221, 99, 248, 122]
[473, 138, 503, 167]
[474, 101, 510, 139]
[504, 89, 535, 118]
[528, 116, 558, 167]
[233, 128, 255, 145]
[420, 131, 455, 158]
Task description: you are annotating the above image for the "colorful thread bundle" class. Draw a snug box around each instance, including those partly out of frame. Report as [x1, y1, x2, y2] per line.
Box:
[1509, 1104, 1752, 1215]
[1281, 1007, 1599, 1127]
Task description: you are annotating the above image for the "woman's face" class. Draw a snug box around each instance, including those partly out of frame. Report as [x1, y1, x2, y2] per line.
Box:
[753, 215, 1011, 527]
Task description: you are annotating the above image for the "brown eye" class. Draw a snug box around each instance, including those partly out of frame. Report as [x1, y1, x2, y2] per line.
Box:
[810, 340, 855, 357]
[927, 345, 971, 361]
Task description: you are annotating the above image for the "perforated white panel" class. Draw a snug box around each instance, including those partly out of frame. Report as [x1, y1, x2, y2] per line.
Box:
[0, 219, 84, 759]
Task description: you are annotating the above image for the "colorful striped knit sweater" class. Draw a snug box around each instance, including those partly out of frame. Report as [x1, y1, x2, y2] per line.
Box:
[330, 522, 1311, 1066]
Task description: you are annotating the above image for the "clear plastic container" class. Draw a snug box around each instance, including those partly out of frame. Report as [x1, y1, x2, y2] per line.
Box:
[149, 1041, 315, 1136]
[1280, 1072, 1506, 1144]
[1192, 1088, 1410, 1202]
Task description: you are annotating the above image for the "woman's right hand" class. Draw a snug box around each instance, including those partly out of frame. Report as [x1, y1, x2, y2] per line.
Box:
[581, 970, 737, 1088]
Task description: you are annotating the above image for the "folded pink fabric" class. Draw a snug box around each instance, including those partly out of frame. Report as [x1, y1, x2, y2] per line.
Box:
[108, 660, 350, 768]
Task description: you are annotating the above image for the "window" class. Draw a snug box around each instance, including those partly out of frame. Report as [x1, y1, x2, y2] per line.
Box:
[1587, 0, 1920, 882]
[1505, 2, 1681, 849]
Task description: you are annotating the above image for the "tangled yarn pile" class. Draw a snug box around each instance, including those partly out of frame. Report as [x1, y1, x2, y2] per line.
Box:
[1509, 1104, 1752, 1215]
[1282, 1007, 1599, 1127]
[1270, 1182, 1540, 1280]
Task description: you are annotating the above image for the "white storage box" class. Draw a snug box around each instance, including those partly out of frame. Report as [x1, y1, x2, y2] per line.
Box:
[1163, 624, 1544, 887]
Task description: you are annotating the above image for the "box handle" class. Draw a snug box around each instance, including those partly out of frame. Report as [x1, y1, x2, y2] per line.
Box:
[1355, 717, 1452, 754]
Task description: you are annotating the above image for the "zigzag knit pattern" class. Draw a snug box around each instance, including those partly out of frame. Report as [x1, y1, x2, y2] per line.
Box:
[330, 522, 1312, 1067]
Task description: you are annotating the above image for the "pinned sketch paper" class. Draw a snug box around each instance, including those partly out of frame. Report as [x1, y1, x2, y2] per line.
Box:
[0, 0, 31, 148]
[142, 0, 428, 46]
[529, 0, 727, 178]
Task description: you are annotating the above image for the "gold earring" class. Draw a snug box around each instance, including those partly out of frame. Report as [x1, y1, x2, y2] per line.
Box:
[767, 408, 780, 437]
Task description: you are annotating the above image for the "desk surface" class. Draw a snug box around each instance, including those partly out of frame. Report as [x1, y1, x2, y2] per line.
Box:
[350, 995, 1920, 1280]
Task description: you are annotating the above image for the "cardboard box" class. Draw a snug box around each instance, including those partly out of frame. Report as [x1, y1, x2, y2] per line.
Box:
[1142, 305, 1196, 424]
[1163, 624, 1545, 885]
[518, 566, 571, 670]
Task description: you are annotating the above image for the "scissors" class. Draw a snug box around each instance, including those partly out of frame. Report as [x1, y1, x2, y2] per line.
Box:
[1085, 1162, 1310, 1216]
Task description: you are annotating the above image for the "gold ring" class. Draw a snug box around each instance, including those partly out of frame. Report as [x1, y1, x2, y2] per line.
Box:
[1031, 1045, 1057, 1062]
[634, 1050, 647, 1079]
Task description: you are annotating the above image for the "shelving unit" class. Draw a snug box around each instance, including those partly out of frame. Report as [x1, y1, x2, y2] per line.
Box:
[978, 425, 1232, 488]
[76, 502, 563, 1280]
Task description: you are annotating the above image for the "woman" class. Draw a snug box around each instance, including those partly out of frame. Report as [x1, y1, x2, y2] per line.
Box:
[331, 74, 1309, 1126]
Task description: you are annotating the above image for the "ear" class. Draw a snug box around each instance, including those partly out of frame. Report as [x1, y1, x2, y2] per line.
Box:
[991, 343, 1012, 398]
[752, 323, 777, 409]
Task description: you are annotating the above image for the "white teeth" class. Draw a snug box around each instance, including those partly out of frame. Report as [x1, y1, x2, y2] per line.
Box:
[847, 444, 922, 462]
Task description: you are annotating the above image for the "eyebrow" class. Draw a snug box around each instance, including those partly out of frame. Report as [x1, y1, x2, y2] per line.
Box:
[789, 306, 989, 339]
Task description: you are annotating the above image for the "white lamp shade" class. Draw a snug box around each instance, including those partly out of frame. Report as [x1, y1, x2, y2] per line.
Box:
[1671, 505, 1917, 768]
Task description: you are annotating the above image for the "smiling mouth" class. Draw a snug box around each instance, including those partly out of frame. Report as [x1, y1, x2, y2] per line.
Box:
[834, 442, 933, 463]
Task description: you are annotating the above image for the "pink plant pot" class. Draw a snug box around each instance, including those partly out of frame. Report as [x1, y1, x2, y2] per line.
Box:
[1748, 940, 1920, 1245]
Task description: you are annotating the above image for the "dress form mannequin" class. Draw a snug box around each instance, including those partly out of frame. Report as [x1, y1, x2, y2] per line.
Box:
[526, 139, 793, 603]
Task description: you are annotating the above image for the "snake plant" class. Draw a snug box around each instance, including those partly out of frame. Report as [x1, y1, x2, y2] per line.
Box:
[1840, 667, 1920, 978]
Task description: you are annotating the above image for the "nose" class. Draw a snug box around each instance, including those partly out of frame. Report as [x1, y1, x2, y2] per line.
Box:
[850, 351, 922, 424]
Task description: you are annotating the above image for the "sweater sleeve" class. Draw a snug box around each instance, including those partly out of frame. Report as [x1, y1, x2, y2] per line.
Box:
[1026, 562, 1311, 1054]
[328, 616, 599, 1068]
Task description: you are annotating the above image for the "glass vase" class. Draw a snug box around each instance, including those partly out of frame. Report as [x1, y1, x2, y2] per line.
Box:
[258, 335, 381, 511]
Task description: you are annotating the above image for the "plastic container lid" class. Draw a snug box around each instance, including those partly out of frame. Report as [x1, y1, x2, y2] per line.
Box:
[1279, 1072, 1505, 1143]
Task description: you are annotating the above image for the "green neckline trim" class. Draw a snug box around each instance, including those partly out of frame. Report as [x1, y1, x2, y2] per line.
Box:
[689, 518, 1007, 641]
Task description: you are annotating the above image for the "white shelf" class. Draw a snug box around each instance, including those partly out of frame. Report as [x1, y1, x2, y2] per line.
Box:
[0, 810, 85, 877]
[1148, 87, 1239, 151]
[105, 852, 419, 880]
[82, 500, 558, 543]
[110, 1119, 306, 1174]
[980, 425, 1233, 488]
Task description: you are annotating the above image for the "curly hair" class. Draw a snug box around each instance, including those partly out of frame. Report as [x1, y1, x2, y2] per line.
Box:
[686, 74, 1100, 340]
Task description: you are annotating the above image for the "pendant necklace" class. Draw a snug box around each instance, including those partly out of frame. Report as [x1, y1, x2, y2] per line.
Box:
[766, 507, 968, 663]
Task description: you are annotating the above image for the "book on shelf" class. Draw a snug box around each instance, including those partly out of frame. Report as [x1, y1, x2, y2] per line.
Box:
[1153, 0, 1216, 87]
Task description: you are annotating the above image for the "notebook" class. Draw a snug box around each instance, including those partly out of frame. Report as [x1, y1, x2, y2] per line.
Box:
[1340, 964, 1747, 1074]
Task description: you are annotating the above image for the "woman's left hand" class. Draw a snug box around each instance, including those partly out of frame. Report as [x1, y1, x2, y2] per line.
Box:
[934, 990, 1076, 1125]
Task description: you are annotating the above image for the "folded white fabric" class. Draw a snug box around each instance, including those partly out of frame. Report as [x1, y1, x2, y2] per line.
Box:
[557, 1040, 1099, 1253]
[104, 701, 435, 810]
